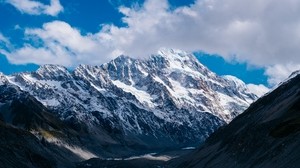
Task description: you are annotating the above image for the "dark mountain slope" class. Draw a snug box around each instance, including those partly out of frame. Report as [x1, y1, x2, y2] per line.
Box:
[175, 73, 300, 168]
[0, 121, 55, 168]
[0, 84, 78, 134]
[0, 120, 87, 168]
[0, 84, 93, 167]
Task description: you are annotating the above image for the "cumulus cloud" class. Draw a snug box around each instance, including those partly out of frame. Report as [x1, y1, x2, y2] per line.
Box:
[2, 0, 300, 85]
[6, 0, 63, 16]
[1, 21, 118, 66]
[97, 0, 300, 66]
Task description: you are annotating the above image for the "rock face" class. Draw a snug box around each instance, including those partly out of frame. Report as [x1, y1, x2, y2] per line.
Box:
[1, 48, 258, 150]
[175, 72, 300, 168]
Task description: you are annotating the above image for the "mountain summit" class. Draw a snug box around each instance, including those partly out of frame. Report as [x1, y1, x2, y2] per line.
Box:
[1, 48, 259, 150]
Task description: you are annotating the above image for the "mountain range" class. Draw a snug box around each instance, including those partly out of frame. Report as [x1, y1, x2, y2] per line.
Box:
[0, 48, 270, 167]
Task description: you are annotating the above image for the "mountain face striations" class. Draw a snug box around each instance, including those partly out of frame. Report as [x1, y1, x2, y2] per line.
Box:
[0, 49, 259, 152]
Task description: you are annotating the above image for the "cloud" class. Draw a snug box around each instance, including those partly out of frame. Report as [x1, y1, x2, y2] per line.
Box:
[108, 0, 143, 8]
[0, 33, 9, 45]
[247, 84, 270, 97]
[0, 33, 12, 50]
[2, 0, 300, 85]
[6, 0, 63, 16]
[1, 44, 72, 65]
[95, 0, 300, 85]
[1, 21, 118, 66]
[265, 63, 300, 86]
[102, 0, 300, 65]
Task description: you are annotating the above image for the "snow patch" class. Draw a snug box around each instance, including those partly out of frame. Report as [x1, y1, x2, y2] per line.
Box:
[168, 78, 195, 103]
[112, 80, 154, 107]
[41, 98, 60, 107]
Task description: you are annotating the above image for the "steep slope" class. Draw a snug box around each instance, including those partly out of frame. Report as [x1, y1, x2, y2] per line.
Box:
[0, 121, 59, 168]
[0, 84, 86, 168]
[175, 72, 300, 168]
[3, 48, 258, 150]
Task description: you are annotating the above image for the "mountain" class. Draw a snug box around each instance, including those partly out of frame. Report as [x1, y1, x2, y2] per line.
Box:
[174, 71, 300, 168]
[0, 48, 259, 154]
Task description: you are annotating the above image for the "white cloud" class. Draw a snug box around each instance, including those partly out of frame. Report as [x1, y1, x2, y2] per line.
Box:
[265, 63, 300, 86]
[25, 21, 97, 53]
[6, 0, 63, 16]
[1, 21, 118, 66]
[0, 33, 12, 50]
[247, 84, 270, 97]
[2, 0, 300, 85]
[97, 0, 300, 85]
[1, 44, 72, 65]
[0, 33, 9, 45]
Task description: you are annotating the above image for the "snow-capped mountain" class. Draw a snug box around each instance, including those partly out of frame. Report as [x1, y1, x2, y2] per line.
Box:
[1, 48, 260, 148]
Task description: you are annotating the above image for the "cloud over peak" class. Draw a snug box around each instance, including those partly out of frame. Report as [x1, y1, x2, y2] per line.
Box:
[1, 0, 300, 85]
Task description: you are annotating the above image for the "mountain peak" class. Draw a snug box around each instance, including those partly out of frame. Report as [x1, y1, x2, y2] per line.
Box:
[156, 48, 195, 62]
[0, 72, 8, 85]
[115, 54, 132, 60]
[158, 48, 189, 56]
[35, 64, 72, 80]
[111, 55, 137, 66]
[37, 64, 68, 71]
[149, 48, 213, 79]
[76, 64, 96, 71]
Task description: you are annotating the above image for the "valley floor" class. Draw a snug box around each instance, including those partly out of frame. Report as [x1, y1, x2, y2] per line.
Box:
[76, 148, 195, 168]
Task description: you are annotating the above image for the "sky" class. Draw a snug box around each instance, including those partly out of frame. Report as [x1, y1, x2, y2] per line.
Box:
[0, 0, 299, 88]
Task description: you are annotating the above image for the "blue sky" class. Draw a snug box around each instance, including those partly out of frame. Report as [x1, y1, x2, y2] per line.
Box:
[0, 0, 299, 87]
[195, 52, 268, 85]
